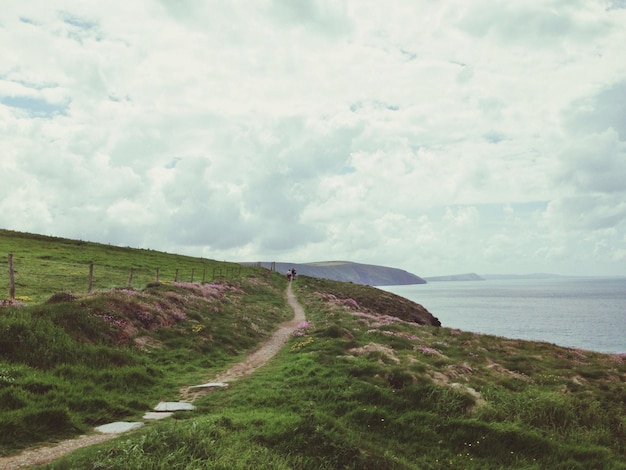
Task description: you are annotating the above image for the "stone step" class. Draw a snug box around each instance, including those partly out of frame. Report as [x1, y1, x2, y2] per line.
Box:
[143, 411, 173, 420]
[153, 401, 195, 412]
[188, 382, 229, 390]
[95, 422, 144, 434]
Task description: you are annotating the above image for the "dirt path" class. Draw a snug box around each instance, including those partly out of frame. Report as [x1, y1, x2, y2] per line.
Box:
[0, 283, 304, 469]
[180, 281, 305, 401]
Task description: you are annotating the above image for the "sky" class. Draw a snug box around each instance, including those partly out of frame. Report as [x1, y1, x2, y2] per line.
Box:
[1, 1, 626, 277]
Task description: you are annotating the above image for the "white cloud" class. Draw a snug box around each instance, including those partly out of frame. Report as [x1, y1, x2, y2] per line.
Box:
[556, 128, 626, 193]
[1, 1, 625, 276]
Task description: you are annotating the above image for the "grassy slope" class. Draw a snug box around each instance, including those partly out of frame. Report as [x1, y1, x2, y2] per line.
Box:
[0, 273, 292, 454]
[0, 229, 245, 304]
[45, 276, 626, 470]
[0, 229, 290, 454]
[0, 230, 625, 469]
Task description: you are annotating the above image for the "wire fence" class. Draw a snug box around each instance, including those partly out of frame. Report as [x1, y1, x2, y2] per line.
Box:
[2, 253, 246, 304]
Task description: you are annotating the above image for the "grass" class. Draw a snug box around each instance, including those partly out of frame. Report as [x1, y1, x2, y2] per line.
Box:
[0, 264, 291, 455]
[38, 276, 626, 469]
[1, 230, 625, 468]
[0, 229, 251, 304]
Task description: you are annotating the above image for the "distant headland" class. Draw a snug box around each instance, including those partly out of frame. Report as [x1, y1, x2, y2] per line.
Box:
[242, 260, 426, 286]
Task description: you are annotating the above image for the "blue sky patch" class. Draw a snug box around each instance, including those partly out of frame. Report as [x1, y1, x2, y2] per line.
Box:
[1, 95, 70, 118]
[338, 165, 355, 175]
[19, 16, 37, 25]
[484, 131, 506, 144]
[60, 12, 97, 30]
[165, 157, 182, 169]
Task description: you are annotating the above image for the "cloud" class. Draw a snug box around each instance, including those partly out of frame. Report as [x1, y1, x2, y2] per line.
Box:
[1, 1, 625, 276]
[556, 129, 626, 194]
[563, 80, 626, 140]
[268, 0, 352, 36]
[607, 0, 626, 10]
[544, 196, 626, 230]
[457, 1, 608, 48]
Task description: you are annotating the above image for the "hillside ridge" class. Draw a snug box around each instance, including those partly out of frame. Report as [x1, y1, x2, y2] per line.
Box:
[245, 260, 426, 286]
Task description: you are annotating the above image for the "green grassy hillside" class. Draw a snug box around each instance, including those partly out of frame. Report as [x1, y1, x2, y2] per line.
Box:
[0, 229, 248, 304]
[1, 230, 625, 469]
[0, 270, 291, 455]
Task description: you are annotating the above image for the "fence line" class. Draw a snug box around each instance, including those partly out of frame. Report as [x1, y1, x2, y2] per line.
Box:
[3, 253, 246, 303]
[8, 253, 15, 301]
[247, 261, 276, 271]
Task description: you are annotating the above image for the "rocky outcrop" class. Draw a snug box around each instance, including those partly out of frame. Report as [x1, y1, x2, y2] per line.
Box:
[305, 276, 440, 327]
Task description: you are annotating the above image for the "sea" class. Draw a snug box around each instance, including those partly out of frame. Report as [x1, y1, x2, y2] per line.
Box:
[381, 277, 626, 354]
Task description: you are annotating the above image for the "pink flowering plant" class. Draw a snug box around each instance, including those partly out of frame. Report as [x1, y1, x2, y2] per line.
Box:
[95, 313, 128, 329]
[367, 329, 420, 342]
[414, 344, 444, 356]
[292, 320, 312, 337]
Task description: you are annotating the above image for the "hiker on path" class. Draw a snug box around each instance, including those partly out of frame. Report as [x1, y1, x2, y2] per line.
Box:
[286, 269, 292, 282]
[291, 268, 296, 280]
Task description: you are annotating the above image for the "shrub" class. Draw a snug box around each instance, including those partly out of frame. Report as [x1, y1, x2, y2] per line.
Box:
[46, 291, 78, 304]
[387, 367, 415, 389]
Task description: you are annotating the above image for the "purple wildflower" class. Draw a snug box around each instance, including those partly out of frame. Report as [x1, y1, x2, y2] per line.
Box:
[171, 310, 187, 321]
[414, 345, 442, 356]
[95, 313, 127, 329]
[134, 311, 155, 326]
[292, 320, 312, 337]
[343, 298, 360, 309]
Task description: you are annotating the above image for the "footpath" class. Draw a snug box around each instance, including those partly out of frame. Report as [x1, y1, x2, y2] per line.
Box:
[0, 282, 305, 469]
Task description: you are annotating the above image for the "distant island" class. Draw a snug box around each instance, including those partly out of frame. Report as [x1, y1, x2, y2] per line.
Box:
[423, 273, 485, 282]
[480, 273, 566, 280]
[242, 261, 426, 286]
[424, 272, 572, 282]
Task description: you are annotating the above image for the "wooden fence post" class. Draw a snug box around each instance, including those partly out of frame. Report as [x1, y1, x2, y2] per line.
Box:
[8, 253, 15, 300]
[174, 269, 179, 282]
[127, 268, 133, 288]
[88, 263, 94, 293]
[156, 267, 160, 283]
[202, 268, 206, 283]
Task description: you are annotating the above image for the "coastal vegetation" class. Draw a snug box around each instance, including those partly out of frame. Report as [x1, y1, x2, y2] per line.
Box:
[1, 229, 625, 468]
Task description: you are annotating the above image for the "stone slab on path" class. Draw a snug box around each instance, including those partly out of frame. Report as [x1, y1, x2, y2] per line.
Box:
[188, 382, 228, 390]
[154, 401, 195, 412]
[143, 411, 173, 420]
[95, 422, 144, 434]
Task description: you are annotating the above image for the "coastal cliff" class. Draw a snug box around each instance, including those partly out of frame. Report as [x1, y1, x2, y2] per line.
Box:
[300, 276, 441, 327]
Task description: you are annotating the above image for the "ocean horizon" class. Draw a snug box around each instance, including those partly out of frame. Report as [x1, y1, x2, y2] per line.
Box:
[382, 277, 626, 354]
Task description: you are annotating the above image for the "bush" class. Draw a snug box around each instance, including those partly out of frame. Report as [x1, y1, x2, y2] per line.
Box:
[46, 291, 78, 304]
[387, 367, 415, 389]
